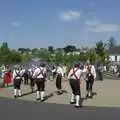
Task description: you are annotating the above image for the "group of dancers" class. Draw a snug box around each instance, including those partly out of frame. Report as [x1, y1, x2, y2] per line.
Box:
[1, 60, 96, 108]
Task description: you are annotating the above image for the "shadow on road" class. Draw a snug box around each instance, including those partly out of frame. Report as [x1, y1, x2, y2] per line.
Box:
[92, 92, 97, 96]
[19, 90, 37, 97]
[44, 93, 54, 101]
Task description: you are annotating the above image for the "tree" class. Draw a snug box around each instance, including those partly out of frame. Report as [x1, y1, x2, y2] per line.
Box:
[10, 51, 22, 63]
[0, 42, 10, 54]
[21, 52, 31, 62]
[18, 48, 31, 53]
[63, 45, 77, 53]
[108, 37, 117, 49]
[0, 42, 11, 64]
[95, 40, 106, 62]
[48, 46, 54, 53]
[31, 48, 39, 57]
[18, 48, 25, 53]
[86, 49, 96, 63]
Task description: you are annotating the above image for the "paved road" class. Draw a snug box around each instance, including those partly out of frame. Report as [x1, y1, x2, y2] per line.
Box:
[0, 97, 120, 120]
[0, 79, 120, 107]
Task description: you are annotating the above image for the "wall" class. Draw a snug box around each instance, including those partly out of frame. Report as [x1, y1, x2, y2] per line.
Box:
[109, 54, 120, 62]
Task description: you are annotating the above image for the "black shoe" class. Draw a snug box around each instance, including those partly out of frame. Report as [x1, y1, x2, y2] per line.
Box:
[70, 101, 75, 104]
[40, 99, 45, 102]
[57, 90, 63, 95]
[75, 105, 83, 108]
[89, 95, 93, 99]
[36, 98, 40, 101]
[86, 94, 88, 98]
[75, 105, 80, 108]
[14, 95, 17, 98]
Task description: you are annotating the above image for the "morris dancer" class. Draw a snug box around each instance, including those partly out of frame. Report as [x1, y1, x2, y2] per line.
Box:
[68, 63, 83, 108]
[28, 65, 36, 92]
[56, 64, 64, 95]
[84, 60, 96, 98]
[32, 63, 46, 101]
[12, 65, 24, 98]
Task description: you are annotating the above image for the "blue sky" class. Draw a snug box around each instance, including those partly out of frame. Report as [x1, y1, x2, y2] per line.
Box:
[0, 0, 120, 49]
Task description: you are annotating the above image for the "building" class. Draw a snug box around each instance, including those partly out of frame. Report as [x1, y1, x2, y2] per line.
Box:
[108, 46, 120, 62]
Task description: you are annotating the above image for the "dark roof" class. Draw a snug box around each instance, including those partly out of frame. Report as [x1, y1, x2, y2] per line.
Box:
[108, 46, 120, 54]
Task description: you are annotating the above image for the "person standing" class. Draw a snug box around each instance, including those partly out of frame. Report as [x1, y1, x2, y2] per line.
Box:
[62, 64, 67, 78]
[84, 60, 96, 98]
[21, 66, 28, 85]
[28, 65, 36, 92]
[32, 63, 46, 102]
[56, 64, 64, 95]
[52, 65, 57, 80]
[12, 65, 24, 98]
[3, 65, 11, 87]
[85, 65, 95, 98]
[68, 63, 83, 108]
[1, 64, 6, 83]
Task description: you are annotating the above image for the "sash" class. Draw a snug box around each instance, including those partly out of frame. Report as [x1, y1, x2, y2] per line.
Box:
[36, 68, 44, 78]
[70, 68, 80, 80]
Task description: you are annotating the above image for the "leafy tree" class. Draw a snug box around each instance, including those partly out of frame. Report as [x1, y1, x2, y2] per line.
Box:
[21, 52, 31, 62]
[108, 37, 117, 49]
[63, 45, 77, 53]
[18, 48, 31, 53]
[0, 42, 11, 64]
[18, 48, 26, 53]
[86, 49, 96, 63]
[10, 51, 22, 63]
[32, 48, 39, 57]
[48, 46, 54, 53]
[95, 40, 106, 62]
[0, 42, 10, 54]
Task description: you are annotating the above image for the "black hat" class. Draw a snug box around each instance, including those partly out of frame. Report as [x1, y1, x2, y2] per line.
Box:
[74, 63, 80, 68]
[40, 63, 45, 67]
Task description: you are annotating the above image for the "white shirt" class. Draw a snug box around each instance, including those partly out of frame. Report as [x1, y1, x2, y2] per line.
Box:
[83, 65, 96, 79]
[28, 68, 35, 76]
[12, 69, 23, 80]
[52, 68, 56, 73]
[68, 68, 83, 80]
[90, 65, 96, 79]
[56, 66, 64, 77]
[21, 69, 26, 75]
[32, 67, 46, 78]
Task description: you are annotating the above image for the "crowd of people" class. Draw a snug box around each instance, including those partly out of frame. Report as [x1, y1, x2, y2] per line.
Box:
[0, 60, 96, 108]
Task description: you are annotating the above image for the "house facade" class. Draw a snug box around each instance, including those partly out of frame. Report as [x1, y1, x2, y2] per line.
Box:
[108, 46, 120, 62]
[109, 54, 120, 62]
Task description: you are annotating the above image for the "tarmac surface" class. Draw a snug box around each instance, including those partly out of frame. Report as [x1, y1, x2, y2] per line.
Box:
[0, 79, 120, 120]
[0, 97, 120, 120]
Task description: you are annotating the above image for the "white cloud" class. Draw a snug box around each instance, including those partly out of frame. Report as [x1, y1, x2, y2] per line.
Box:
[12, 22, 20, 27]
[85, 20, 100, 26]
[60, 10, 81, 21]
[85, 20, 119, 32]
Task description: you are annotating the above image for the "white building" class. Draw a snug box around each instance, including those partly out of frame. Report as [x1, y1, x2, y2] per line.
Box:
[108, 46, 120, 62]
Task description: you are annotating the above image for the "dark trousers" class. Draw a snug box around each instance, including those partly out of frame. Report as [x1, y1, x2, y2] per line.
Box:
[53, 72, 56, 79]
[24, 74, 29, 85]
[35, 78, 45, 91]
[14, 79, 21, 89]
[86, 79, 94, 92]
[69, 79, 80, 95]
[30, 77, 35, 89]
[56, 74, 62, 90]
